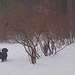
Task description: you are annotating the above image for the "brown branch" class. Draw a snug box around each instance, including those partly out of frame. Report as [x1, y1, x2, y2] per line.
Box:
[53, 45, 67, 56]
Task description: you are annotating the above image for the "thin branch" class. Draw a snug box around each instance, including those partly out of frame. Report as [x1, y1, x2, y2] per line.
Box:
[53, 45, 67, 56]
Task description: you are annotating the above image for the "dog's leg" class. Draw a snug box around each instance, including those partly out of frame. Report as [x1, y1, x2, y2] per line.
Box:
[2, 59, 4, 62]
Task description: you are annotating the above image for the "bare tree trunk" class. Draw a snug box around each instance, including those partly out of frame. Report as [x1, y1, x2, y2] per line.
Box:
[31, 48, 36, 64]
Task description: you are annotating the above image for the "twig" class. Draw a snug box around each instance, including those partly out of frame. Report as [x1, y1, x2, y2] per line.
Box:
[53, 45, 67, 56]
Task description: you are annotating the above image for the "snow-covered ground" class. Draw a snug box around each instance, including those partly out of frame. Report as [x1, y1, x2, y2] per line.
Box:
[0, 43, 75, 75]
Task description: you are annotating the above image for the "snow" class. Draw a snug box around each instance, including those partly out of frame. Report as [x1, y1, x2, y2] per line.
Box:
[0, 43, 75, 75]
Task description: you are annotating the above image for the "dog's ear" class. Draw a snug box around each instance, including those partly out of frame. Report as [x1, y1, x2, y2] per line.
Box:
[5, 50, 8, 52]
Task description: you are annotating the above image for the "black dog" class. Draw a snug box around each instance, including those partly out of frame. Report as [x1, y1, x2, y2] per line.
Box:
[0, 48, 8, 62]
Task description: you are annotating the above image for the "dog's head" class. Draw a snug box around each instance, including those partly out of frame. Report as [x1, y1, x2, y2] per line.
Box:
[2, 48, 8, 53]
